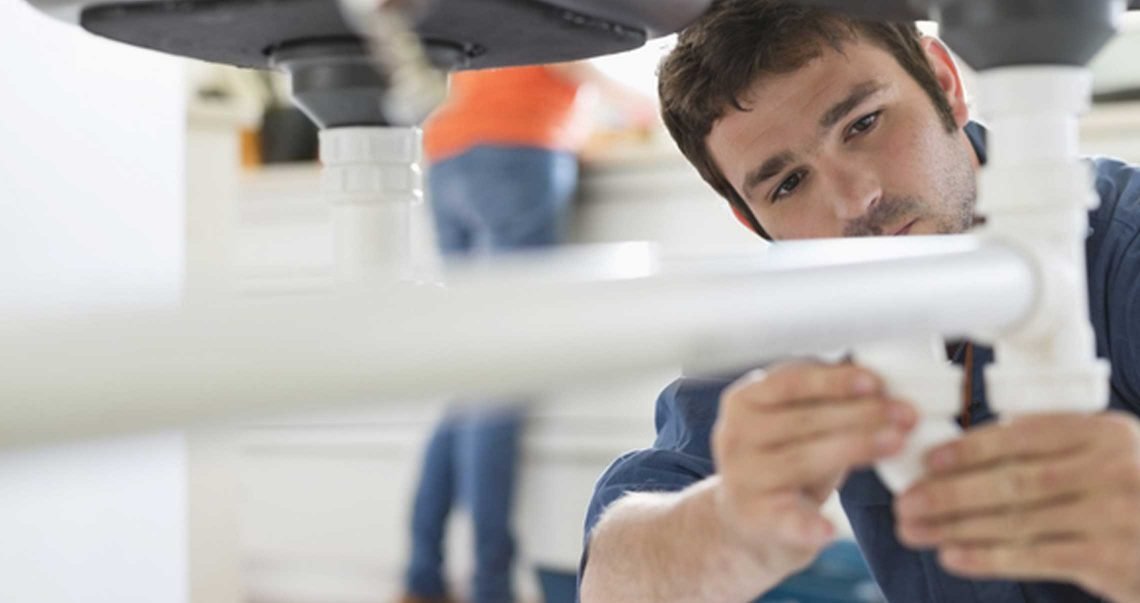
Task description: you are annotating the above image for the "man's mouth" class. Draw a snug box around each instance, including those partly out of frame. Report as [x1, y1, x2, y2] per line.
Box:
[893, 218, 919, 236]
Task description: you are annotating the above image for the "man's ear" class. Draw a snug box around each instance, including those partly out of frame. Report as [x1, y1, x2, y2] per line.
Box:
[921, 36, 970, 128]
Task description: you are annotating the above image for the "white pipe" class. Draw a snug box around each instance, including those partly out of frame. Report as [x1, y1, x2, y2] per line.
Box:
[977, 67, 1111, 416]
[321, 127, 422, 283]
[857, 337, 963, 493]
[0, 236, 1034, 448]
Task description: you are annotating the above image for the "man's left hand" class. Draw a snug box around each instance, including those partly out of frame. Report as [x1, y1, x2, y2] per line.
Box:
[895, 411, 1140, 602]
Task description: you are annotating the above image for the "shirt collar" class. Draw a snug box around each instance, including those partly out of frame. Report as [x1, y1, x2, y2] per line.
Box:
[964, 120, 988, 166]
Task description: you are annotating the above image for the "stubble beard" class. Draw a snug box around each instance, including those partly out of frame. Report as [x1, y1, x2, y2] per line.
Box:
[842, 134, 978, 238]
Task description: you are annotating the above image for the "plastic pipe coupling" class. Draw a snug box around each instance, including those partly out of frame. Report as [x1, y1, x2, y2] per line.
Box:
[975, 67, 1111, 417]
[321, 126, 424, 282]
[858, 337, 963, 493]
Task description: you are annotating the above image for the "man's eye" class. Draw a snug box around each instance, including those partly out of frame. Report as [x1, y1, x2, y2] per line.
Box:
[773, 171, 804, 202]
[847, 111, 881, 139]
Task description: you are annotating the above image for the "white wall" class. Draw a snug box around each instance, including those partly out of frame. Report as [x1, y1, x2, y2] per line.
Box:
[0, 1, 184, 312]
[0, 2, 188, 602]
[0, 433, 189, 603]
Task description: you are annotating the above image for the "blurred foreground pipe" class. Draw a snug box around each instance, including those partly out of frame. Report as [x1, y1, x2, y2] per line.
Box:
[0, 236, 1035, 448]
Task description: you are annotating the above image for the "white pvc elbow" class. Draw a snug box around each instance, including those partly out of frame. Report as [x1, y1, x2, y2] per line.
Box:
[857, 337, 963, 493]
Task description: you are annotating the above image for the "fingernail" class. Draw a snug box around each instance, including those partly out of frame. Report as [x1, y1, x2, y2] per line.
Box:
[853, 374, 878, 395]
[875, 428, 901, 452]
[928, 447, 956, 471]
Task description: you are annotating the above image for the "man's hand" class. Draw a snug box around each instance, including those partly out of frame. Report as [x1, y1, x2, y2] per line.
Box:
[712, 362, 917, 576]
[895, 411, 1140, 602]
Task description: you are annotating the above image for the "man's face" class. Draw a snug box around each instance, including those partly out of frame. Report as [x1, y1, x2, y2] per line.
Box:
[706, 38, 978, 240]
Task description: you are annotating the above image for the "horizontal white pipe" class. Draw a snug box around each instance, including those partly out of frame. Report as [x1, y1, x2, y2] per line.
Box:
[0, 235, 1035, 448]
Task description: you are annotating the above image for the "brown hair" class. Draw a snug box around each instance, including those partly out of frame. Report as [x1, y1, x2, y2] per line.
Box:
[659, 0, 958, 239]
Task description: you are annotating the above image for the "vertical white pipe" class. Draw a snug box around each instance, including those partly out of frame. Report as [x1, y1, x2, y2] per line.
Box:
[321, 127, 423, 283]
[977, 67, 1111, 416]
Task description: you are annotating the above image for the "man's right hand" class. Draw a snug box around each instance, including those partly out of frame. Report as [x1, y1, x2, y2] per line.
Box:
[712, 362, 917, 575]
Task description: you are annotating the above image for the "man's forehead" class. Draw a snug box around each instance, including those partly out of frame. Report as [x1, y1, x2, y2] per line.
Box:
[706, 41, 906, 202]
[712, 41, 904, 143]
[734, 39, 897, 111]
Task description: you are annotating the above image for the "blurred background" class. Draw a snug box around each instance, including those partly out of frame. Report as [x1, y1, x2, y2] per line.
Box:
[4, 2, 1140, 602]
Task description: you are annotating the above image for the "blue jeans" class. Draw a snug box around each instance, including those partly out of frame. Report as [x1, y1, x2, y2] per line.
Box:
[406, 408, 524, 603]
[427, 145, 578, 255]
[406, 145, 577, 603]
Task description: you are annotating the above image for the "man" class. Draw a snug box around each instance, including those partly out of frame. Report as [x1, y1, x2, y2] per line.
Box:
[579, 1, 1140, 602]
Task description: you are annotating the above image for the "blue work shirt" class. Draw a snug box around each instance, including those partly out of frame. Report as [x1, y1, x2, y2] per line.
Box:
[581, 124, 1140, 602]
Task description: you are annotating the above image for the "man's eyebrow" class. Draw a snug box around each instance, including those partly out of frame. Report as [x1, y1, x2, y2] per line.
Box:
[741, 150, 796, 200]
[819, 80, 887, 131]
[740, 80, 887, 201]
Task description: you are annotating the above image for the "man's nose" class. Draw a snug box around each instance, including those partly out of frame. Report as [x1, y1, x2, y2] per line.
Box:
[827, 164, 882, 222]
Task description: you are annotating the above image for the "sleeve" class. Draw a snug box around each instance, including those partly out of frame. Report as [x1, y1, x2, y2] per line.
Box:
[578, 446, 714, 586]
[577, 374, 735, 592]
[1109, 228, 1140, 406]
[1094, 158, 1140, 408]
[583, 447, 715, 539]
